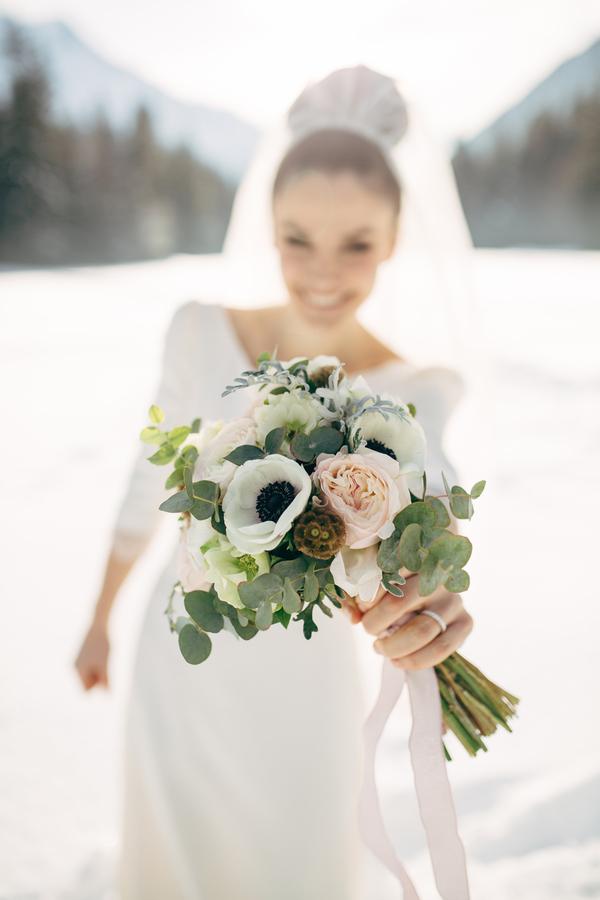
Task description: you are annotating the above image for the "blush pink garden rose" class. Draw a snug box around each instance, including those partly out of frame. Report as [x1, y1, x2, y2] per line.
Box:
[313, 445, 412, 549]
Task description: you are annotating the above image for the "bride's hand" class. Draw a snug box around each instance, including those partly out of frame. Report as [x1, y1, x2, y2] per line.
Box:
[360, 573, 473, 672]
[73, 620, 111, 691]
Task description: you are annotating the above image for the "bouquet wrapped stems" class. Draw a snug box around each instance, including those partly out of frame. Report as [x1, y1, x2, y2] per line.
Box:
[436, 651, 520, 760]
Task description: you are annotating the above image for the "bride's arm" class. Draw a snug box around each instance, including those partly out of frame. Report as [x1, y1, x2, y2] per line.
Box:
[74, 302, 200, 690]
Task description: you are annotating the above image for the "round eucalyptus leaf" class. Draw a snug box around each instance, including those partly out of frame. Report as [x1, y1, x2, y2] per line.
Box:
[178, 624, 212, 664]
[255, 598, 274, 630]
[398, 522, 424, 571]
[184, 590, 224, 633]
[445, 569, 470, 593]
[238, 572, 283, 609]
[282, 578, 302, 614]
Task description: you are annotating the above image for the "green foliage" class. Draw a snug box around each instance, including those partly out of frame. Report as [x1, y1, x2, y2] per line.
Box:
[159, 489, 193, 513]
[178, 624, 212, 664]
[224, 444, 265, 465]
[189, 480, 220, 520]
[264, 427, 285, 454]
[290, 425, 344, 463]
[149, 404, 164, 424]
[184, 588, 224, 633]
[377, 494, 474, 598]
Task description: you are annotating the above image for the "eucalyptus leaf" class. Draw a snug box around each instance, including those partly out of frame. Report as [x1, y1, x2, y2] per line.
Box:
[148, 442, 177, 465]
[159, 489, 193, 513]
[230, 617, 259, 640]
[303, 563, 319, 605]
[449, 489, 474, 520]
[398, 522, 424, 571]
[238, 572, 283, 610]
[148, 404, 164, 424]
[418, 532, 472, 597]
[165, 468, 184, 490]
[178, 624, 211, 664]
[190, 417, 202, 433]
[282, 578, 302, 614]
[382, 573, 405, 597]
[445, 569, 470, 592]
[224, 444, 265, 465]
[265, 427, 285, 454]
[471, 480, 486, 499]
[189, 480, 220, 520]
[184, 590, 224, 633]
[140, 425, 166, 445]
[255, 598, 274, 630]
[424, 495, 451, 528]
[168, 426, 191, 448]
[377, 533, 402, 574]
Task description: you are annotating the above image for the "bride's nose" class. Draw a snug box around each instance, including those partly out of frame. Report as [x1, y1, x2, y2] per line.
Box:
[306, 255, 341, 291]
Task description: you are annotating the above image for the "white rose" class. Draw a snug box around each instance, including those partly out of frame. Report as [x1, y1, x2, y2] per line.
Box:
[222, 454, 312, 553]
[330, 544, 382, 609]
[176, 516, 214, 592]
[193, 416, 258, 491]
[252, 388, 324, 447]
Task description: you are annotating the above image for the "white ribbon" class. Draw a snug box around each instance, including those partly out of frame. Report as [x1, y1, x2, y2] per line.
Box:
[358, 656, 471, 898]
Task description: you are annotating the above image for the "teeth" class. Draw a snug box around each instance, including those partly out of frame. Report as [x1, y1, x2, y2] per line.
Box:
[307, 294, 341, 308]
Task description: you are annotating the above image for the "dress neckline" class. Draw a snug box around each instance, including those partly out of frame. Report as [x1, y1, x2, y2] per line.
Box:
[215, 302, 415, 382]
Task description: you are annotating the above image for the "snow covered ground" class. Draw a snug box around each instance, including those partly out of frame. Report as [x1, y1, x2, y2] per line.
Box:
[0, 249, 598, 898]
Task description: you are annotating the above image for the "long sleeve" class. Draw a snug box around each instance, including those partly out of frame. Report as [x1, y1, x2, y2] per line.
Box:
[110, 300, 202, 561]
[398, 365, 466, 498]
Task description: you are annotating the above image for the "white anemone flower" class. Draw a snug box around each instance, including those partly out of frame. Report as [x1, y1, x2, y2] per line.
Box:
[222, 454, 312, 553]
[349, 403, 427, 497]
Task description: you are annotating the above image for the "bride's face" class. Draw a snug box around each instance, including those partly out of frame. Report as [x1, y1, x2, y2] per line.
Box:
[272, 170, 398, 326]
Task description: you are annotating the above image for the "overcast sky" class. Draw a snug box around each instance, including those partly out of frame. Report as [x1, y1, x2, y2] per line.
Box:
[2, 0, 599, 144]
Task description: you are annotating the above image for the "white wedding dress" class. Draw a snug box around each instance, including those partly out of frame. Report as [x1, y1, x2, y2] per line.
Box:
[111, 300, 464, 900]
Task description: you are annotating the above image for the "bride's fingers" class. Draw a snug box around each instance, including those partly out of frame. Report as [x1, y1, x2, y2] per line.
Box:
[388, 612, 474, 670]
[367, 590, 465, 657]
[360, 575, 445, 637]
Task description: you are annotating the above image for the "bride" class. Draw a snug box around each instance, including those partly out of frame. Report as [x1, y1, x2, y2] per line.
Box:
[74, 64, 475, 899]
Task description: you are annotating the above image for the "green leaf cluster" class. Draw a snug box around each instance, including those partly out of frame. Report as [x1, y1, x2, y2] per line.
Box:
[441, 472, 486, 520]
[377, 496, 473, 597]
[177, 585, 260, 664]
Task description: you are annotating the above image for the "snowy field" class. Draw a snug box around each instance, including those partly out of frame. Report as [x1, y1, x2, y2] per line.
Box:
[0, 249, 599, 898]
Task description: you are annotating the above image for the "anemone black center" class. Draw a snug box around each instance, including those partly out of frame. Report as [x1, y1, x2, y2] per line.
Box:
[365, 438, 397, 460]
[255, 480, 296, 522]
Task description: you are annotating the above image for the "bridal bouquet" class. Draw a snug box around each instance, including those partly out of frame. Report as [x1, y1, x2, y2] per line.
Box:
[140, 352, 519, 759]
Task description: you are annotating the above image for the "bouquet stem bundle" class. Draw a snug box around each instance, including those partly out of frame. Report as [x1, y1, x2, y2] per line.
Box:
[436, 652, 520, 760]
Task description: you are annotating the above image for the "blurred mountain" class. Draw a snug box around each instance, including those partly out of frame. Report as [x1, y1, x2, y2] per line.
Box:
[0, 15, 259, 183]
[464, 37, 600, 157]
[452, 35, 600, 248]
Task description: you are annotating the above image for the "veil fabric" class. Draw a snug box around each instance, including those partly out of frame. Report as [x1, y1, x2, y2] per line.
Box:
[217, 65, 482, 386]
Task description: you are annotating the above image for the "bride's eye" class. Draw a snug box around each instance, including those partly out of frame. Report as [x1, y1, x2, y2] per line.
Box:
[285, 236, 308, 247]
[347, 242, 371, 253]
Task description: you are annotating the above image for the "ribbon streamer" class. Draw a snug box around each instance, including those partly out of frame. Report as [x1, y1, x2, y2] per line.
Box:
[358, 656, 471, 898]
